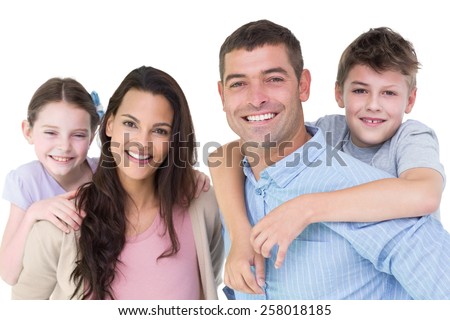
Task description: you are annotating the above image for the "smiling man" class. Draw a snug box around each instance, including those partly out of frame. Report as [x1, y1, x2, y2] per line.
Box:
[213, 19, 450, 300]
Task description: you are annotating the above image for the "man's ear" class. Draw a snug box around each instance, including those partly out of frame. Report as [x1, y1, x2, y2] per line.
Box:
[22, 120, 33, 144]
[299, 69, 311, 102]
[217, 80, 226, 111]
[335, 82, 345, 109]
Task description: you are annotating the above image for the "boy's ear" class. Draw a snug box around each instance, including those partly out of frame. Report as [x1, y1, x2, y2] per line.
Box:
[404, 87, 417, 114]
[335, 82, 344, 109]
[21, 120, 33, 144]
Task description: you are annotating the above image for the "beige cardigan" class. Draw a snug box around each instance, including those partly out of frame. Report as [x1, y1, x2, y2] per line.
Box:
[12, 188, 224, 300]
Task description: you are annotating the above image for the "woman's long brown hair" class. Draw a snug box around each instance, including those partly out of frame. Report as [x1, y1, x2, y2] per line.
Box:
[71, 66, 197, 299]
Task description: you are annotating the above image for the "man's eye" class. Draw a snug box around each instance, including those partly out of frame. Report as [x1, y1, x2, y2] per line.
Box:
[230, 82, 244, 88]
[268, 77, 284, 83]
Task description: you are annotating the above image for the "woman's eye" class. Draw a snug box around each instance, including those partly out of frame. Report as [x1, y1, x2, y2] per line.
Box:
[154, 128, 169, 135]
[123, 121, 137, 128]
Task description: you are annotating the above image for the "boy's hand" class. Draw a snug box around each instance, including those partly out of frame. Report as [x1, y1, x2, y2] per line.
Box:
[224, 235, 265, 294]
[27, 190, 85, 233]
[193, 170, 211, 198]
[250, 200, 312, 269]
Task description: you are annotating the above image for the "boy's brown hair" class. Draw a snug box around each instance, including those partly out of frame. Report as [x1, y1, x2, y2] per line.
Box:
[336, 27, 420, 89]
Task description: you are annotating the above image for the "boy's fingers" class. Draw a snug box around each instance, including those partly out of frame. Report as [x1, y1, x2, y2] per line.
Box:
[250, 230, 266, 255]
[275, 245, 287, 269]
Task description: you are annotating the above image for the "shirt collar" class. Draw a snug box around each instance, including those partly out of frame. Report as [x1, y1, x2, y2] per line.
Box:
[243, 125, 327, 188]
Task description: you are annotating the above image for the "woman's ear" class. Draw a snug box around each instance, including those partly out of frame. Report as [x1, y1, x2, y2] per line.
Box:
[105, 115, 114, 137]
[22, 120, 33, 144]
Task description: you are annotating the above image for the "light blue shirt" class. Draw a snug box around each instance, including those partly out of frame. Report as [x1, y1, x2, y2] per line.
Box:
[227, 126, 450, 299]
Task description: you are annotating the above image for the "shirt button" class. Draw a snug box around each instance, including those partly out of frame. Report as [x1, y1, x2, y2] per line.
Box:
[255, 188, 262, 195]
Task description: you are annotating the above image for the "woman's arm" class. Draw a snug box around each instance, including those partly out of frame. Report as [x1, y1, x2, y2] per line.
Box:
[208, 140, 264, 294]
[251, 167, 443, 268]
[11, 220, 61, 299]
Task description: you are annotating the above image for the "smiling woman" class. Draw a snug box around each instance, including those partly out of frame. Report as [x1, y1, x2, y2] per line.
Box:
[10, 66, 224, 300]
[106, 90, 174, 176]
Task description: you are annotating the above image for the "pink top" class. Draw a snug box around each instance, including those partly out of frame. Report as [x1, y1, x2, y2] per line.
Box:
[111, 206, 200, 299]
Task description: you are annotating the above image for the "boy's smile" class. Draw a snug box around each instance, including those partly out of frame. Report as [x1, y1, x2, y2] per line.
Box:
[335, 64, 416, 148]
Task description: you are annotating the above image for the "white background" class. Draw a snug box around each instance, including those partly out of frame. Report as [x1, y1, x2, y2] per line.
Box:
[1, 0, 449, 301]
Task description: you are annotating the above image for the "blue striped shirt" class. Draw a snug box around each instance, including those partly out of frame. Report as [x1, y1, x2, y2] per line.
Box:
[228, 126, 450, 299]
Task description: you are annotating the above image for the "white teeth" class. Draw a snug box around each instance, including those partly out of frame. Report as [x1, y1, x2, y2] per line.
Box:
[51, 156, 71, 162]
[247, 113, 275, 122]
[128, 151, 151, 160]
[363, 118, 383, 124]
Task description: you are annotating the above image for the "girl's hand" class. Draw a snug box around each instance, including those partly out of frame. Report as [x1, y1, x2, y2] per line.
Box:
[26, 190, 85, 233]
[194, 170, 211, 198]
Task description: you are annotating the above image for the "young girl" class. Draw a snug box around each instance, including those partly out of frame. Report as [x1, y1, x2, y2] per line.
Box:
[0, 78, 100, 285]
[12, 66, 224, 300]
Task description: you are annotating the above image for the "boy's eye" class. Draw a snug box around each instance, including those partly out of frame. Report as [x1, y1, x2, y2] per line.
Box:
[353, 88, 367, 94]
[383, 90, 396, 96]
[44, 131, 56, 135]
[74, 133, 87, 138]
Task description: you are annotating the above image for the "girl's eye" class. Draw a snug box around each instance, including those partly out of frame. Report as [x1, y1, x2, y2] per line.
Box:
[74, 133, 87, 138]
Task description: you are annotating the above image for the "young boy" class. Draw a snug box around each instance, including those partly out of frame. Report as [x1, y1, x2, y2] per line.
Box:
[209, 26, 445, 295]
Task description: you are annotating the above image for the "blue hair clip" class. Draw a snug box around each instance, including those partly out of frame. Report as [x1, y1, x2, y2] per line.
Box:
[91, 91, 104, 119]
